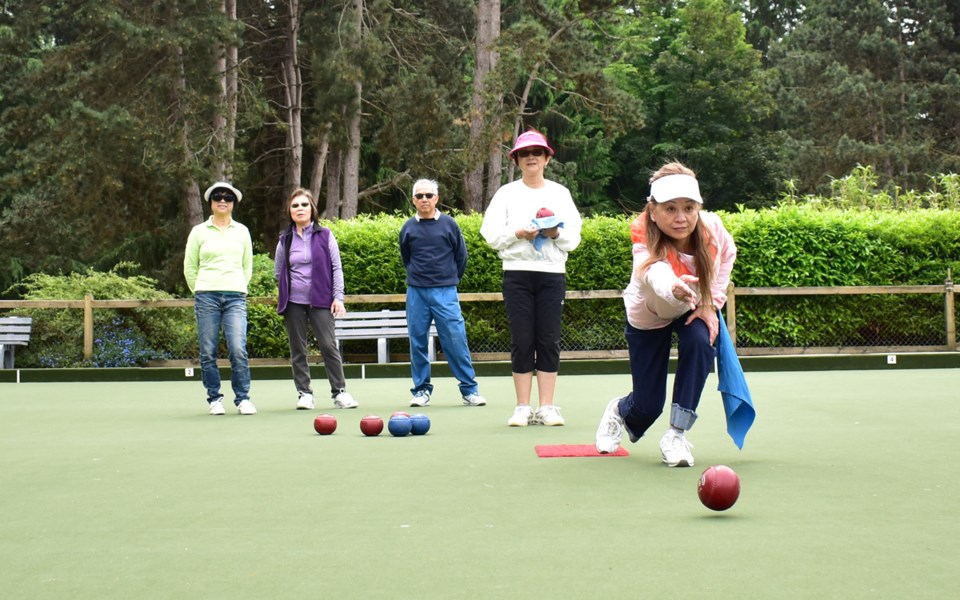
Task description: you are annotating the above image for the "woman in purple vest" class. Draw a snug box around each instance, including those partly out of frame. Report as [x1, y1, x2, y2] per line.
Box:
[274, 188, 358, 410]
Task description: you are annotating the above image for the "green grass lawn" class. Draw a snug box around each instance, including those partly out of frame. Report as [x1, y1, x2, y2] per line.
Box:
[1, 369, 957, 599]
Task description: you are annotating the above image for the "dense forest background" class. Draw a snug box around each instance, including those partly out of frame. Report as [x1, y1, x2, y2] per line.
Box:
[1, 0, 958, 295]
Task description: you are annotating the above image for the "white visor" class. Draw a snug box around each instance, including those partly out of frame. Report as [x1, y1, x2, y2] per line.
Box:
[649, 174, 702, 204]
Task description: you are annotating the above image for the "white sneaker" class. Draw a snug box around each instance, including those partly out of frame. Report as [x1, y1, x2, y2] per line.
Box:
[660, 428, 694, 467]
[507, 405, 534, 427]
[209, 399, 226, 416]
[333, 391, 358, 409]
[596, 397, 625, 454]
[410, 390, 431, 407]
[237, 400, 257, 415]
[535, 405, 565, 426]
[296, 393, 315, 410]
[462, 393, 487, 406]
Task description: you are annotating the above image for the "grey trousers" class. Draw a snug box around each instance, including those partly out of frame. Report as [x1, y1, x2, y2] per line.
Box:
[282, 303, 347, 397]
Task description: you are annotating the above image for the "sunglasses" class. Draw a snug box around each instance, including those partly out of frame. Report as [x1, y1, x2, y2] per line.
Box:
[210, 192, 236, 202]
[290, 202, 311, 208]
[414, 193, 436, 200]
[516, 148, 545, 158]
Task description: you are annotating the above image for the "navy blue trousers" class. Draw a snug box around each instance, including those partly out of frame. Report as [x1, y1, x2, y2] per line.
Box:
[618, 314, 716, 439]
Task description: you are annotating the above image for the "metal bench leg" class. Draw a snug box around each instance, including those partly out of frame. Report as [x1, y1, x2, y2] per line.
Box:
[428, 336, 436, 363]
[377, 338, 389, 364]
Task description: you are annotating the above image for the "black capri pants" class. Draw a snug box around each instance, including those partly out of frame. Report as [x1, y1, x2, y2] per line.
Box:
[502, 270, 566, 373]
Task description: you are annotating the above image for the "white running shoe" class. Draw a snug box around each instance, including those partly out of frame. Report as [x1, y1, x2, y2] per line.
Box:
[596, 397, 625, 454]
[410, 390, 431, 407]
[535, 405, 565, 426]
[237, 400, 257, 415]
[507, 405, 534, 427]
[296, 393, 315, 410]
[333, 391, 358, 409]
[462, 393, 487, 406]
[660, 428, 694, 467]
[209, 399, 226, 416]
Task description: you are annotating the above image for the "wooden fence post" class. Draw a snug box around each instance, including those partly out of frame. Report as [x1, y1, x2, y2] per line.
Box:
[83, 294, 93, 360]
[726, 283, 737, 347]
[946, 269, 956, 351]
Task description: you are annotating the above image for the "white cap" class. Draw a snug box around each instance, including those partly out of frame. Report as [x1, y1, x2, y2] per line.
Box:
[203, 181, 243, 203]
[649, 174, 702, 204]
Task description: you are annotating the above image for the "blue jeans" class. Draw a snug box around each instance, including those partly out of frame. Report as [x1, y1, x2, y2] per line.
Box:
[194, 291, 251, 404]
[406, 285, 478, 396]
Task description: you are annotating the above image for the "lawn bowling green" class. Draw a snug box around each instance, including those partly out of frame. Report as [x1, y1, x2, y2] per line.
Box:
[1, 369, 956, 598]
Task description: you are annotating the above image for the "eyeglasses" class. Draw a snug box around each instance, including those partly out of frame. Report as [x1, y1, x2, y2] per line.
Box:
[291, 202, 310, 208]
[516, 148, 545, 158]
[414, 193, 436, 200]
[210, 192, 236, 202]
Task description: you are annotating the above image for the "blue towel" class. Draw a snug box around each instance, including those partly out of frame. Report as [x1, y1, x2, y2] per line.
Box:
[716, 312, 755, 449]
[530, 216, 564, 251]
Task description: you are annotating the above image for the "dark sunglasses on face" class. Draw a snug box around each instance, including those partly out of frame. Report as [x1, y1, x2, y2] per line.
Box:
[516, 148, 545, 158]
[291, 202, 310, 208]
[414, 193, 436, 200]
[210, 192, 236, 203]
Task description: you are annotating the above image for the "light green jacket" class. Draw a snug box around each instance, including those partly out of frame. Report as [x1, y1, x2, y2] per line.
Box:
[183, 217, 253, 294]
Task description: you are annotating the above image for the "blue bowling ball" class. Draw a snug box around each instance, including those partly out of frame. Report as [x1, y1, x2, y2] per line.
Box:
[409, 413, 431, 435]
[388, 414, 413, 437]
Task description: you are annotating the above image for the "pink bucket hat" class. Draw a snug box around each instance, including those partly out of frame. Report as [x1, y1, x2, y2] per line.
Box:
[508, 130, 555, 158]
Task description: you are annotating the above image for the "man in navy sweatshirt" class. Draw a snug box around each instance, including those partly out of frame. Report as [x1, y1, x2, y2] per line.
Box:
[399, 178, 487, 408]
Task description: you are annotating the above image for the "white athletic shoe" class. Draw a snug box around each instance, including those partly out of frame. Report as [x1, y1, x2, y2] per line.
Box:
[535, 405, 565, 426]
[462, 393, 487, 406]
[410, 390, 431, 407]
[660, 428, 694, 467]
[333, 391, 358, 409]
[595, 397, 625, 454]
[237, 400, 257, 416]
[296, 393, 315, 410]
[507, 405, 534, 427]
[209, 399, 226, 416]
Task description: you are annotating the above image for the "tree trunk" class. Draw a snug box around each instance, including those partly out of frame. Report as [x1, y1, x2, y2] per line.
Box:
[463, 0, 501, 213]
[211, 0, 238, 182]
[310, 122, 332, 205]
[169, 0, 203, 229]
[341, 0, 363, 219]
[282, 0, 303, 197]
[507, 64, 540, 184]
[325, 148, 342, 220]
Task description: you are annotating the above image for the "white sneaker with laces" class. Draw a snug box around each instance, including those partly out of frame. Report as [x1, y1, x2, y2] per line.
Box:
[333, 391, 358, 409]
[535, 405, 565, 426]
[237, 400, 257, 415]
[209, 399, 226, 416]
[660, 428, 694, 467]
[296, 393, 315, 410]
[410, 390, 431, 407]
[596, 397, 625, 454]
[462, 393, 487, 406]
[507, 405, 534, 427]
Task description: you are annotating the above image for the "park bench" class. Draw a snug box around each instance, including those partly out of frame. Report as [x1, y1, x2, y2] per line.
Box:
[0, 316, 33, 369]
[335, 309, 436, 364]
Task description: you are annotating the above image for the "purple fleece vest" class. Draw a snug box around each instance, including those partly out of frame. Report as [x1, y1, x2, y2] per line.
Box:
[277, 225, 333, 314]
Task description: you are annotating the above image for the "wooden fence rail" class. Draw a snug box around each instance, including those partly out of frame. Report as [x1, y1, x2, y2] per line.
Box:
[0, 274, 956, 360]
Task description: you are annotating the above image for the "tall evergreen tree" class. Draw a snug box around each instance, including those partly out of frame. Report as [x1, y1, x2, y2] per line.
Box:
[770, 0, 960, 195]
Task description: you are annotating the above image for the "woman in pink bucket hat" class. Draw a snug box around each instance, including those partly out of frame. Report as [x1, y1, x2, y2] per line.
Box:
[480, 129, 583, 427]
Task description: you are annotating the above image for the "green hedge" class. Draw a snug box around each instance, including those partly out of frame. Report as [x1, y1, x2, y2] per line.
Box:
[6, 208, 960, 366]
